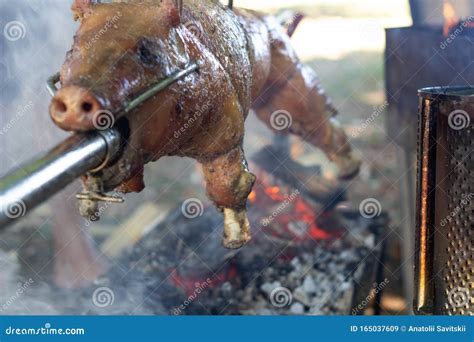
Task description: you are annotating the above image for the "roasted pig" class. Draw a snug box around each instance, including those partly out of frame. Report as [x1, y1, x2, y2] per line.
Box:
[50, 0, 361, 249]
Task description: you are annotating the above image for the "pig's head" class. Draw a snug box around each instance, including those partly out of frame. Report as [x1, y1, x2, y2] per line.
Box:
[50, 0, 188, 131]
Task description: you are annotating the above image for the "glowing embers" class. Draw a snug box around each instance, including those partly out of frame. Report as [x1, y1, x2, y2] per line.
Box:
[249, 171, 335, 243]
[169, 265, 238, 296]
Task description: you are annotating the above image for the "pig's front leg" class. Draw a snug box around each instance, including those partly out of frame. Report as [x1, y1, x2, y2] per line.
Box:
[201, 146, 256, 249]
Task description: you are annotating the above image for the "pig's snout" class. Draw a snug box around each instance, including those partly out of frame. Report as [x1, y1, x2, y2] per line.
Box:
[50, 86, 103, 131]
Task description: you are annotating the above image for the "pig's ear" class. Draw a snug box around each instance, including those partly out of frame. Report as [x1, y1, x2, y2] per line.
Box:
[71, 0, 97, 21]
[162, 0, 182, 26]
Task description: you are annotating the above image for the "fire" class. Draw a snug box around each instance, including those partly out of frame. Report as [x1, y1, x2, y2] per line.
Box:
[249, 172, 332, 242]
[265, 186, 287, 201]
[443, 1, 458, 37]
[294, 198, 331, 240]
[170, 265, 238, 296]
[248, 190, 256, 203]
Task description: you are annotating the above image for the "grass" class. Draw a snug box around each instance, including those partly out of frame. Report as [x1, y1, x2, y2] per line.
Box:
[307, 51, 385, 118]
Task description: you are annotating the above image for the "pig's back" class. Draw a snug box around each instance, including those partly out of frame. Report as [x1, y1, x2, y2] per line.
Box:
[183, 0, 254, 115]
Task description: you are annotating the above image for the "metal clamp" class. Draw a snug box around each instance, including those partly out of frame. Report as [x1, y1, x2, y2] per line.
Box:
[88, 128, 122, 173]
[76, 191, 124, 203]
[76, 176, 124, 219]
[75, 129, 123, 215]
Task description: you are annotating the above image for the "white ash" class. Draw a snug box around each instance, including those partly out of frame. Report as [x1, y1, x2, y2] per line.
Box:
[260, 281, 282, 297]
[302, 274, 317, 294]
[290, 302, 305, 314]
[197, 241, 372, 316]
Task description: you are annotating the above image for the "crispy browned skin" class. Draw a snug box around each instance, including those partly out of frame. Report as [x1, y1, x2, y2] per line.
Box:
[52, 0, 360, 249]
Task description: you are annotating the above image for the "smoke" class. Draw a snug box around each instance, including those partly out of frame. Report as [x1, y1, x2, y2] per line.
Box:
[0, 0, 77, 174]
[0, 0, 94, 312]
[0, 249, 58, 314]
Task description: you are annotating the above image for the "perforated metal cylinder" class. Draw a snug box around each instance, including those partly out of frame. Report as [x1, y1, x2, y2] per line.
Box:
[415, 86, 473, 315]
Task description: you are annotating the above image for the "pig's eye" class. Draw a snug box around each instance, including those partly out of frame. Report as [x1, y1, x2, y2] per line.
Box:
[137, 38, 160, 68]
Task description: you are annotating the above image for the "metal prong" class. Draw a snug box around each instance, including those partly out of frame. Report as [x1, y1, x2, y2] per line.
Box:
[76, 191, 124, 203]
[46, 72, 61, 96]
[124, 62, 198, 114]
[228, 0, 233, 10]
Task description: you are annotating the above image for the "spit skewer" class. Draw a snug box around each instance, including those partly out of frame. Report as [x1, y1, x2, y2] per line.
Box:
[0, 128, 121, 229]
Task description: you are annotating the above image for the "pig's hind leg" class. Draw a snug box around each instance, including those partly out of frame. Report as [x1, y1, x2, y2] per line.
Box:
[200, 146, 256, 249]
[253, 28, 361, 179]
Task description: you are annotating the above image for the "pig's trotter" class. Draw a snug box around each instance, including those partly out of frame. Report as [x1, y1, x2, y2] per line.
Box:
[328, 130, 361, 180]
[223, 208, 251, 249]
[201, 146, 255, 249]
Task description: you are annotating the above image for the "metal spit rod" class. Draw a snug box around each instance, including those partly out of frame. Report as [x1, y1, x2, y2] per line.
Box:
[0, 128, 121, 229]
